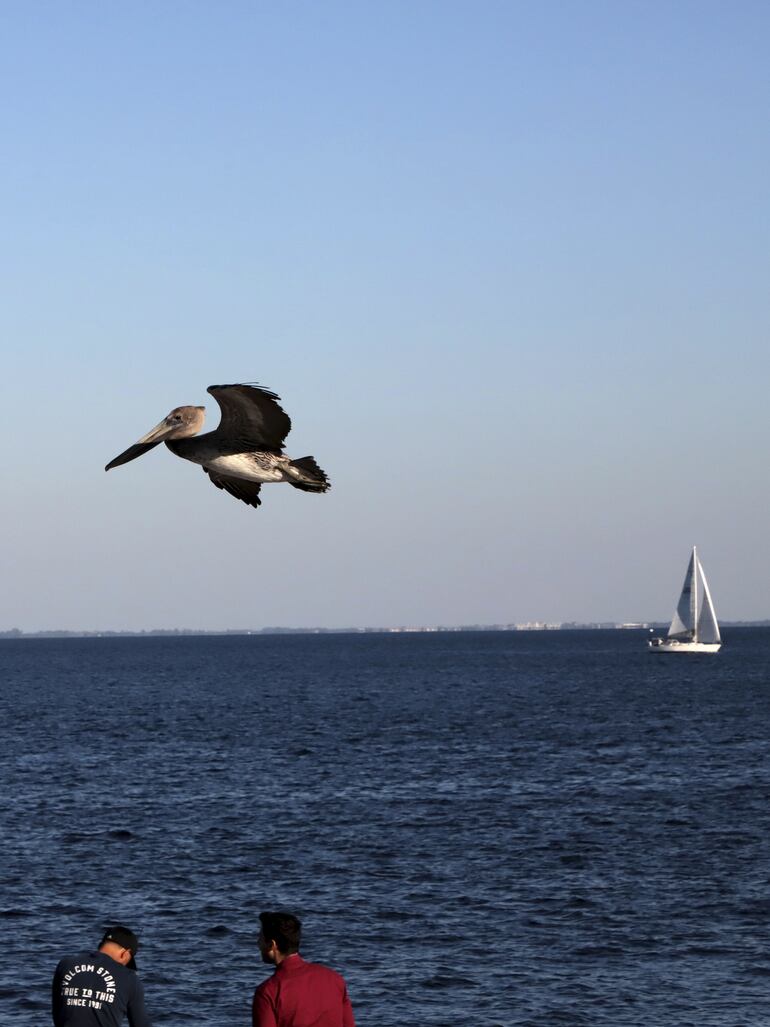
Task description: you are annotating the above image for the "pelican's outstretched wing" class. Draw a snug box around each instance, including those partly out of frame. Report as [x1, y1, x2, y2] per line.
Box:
[207, 384, 291, 454]
[203, 468, 263, 508]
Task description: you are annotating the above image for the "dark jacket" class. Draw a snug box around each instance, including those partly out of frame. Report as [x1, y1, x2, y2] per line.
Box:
[52, 949, 150, 1027]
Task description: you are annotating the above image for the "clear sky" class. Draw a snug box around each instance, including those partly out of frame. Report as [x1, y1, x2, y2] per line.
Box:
[1, 2, 768, 631]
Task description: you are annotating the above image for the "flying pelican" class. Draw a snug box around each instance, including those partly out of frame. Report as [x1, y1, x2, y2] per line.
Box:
[105, 383, 330, 509]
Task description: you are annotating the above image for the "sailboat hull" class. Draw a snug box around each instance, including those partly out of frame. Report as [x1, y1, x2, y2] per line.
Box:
[648, 638, 721, 653]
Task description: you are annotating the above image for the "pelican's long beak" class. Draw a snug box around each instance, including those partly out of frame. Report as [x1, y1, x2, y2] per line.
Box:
[105, 418, 177, 471]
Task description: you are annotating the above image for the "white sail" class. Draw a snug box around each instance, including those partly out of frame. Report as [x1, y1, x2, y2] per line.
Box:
[668, 550, 696, 639]
[695, 556, 721, 644]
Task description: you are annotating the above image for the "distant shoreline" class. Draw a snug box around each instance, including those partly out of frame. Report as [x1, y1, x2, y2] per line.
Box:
[2, 621, 769, 639]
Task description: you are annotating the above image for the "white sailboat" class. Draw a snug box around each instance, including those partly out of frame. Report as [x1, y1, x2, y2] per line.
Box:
[648, 546, 721, 653]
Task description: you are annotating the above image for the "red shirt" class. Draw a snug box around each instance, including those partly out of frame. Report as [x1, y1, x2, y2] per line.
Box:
[252, 954, 355, 1027]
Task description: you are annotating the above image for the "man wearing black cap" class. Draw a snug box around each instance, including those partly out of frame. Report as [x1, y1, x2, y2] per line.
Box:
[52, 925, 151, 1027]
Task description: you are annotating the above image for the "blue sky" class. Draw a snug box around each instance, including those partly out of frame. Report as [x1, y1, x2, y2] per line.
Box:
[1, 2, 768, 630]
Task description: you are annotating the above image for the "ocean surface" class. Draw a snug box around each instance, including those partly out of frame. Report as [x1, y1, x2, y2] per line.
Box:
[1, 628, 769, 1026]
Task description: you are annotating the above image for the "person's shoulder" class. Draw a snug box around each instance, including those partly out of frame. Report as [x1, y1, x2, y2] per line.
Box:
[304, 960, 348, 985]
[254, 971, 277, 997]
[56, 951, 136, 978]
[55, 950, 97, 969]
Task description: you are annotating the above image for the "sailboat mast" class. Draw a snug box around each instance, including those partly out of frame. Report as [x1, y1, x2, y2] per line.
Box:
[691, 546, 699, 642]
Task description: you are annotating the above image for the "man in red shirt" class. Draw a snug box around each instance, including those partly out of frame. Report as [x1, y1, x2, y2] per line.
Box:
[252, 911, 355, 1027]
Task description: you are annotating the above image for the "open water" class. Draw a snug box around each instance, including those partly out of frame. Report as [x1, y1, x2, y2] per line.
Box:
[1, 628, 769, 1026]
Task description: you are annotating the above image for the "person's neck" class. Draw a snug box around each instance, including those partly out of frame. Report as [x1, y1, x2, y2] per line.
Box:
[274, 950, 298, 966]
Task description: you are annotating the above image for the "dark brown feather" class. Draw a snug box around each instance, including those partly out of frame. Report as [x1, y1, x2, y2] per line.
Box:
[203, 469, 263, 508]
[206, 384, 291, 454]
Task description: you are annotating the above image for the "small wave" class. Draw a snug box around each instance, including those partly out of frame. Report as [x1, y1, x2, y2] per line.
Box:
[420, 974, 478, 989]
[682, 944, 735, 957]
[572, 945, 624, 957]
[107, 829, 135, 840]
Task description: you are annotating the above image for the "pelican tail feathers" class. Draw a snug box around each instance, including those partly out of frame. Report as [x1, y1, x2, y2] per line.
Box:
[286, 456, 331, 493]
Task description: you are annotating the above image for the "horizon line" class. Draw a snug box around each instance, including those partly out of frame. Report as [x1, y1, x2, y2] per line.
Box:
[2, 620, 770, 638]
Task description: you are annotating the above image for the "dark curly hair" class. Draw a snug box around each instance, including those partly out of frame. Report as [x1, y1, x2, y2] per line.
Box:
[259, 911, 302, 954]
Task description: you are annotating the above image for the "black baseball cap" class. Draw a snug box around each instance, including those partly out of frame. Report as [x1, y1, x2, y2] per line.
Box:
[100, 925, 139, 969]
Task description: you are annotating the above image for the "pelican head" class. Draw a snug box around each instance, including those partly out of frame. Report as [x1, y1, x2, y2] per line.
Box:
[146, 405, 206, 441]
[106, 405, 205, 471]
